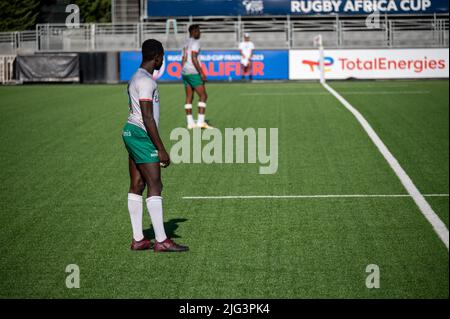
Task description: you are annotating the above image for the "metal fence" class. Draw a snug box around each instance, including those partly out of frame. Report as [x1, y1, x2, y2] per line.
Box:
[0, 16, 448, 54]
[0, 55, 16, 84]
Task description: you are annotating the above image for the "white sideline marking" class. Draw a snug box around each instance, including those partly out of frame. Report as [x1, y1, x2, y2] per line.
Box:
[182, 194, 449, 199]
[241, 91, 430, 96]
[322, 82, 449, 250]
[244, 83, 413, 89]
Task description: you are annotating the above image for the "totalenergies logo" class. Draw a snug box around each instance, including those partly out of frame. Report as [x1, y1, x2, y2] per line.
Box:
[302, 57, 334, 72]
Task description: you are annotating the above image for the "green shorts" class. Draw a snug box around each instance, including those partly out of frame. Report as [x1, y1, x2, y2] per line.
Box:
[122, 123, 159, 164]
[182, 73, 203, 88]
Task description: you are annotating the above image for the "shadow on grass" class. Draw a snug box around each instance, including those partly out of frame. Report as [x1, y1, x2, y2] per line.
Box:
[144, 218, 188, 240]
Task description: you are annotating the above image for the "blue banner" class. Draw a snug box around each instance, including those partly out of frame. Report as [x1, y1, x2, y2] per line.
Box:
[147, 0, 449, 16]
[120, 50, 289, 82]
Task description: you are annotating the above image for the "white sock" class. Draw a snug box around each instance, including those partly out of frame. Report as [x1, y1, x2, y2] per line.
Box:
[146, 196, 168, 243]
[187, 114, 195, 126]
[197, 113, 205, 126]
[128, 193, 144, 241]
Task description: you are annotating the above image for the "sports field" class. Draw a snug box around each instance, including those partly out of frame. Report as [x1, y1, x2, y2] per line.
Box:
[0, 80, 448, 298]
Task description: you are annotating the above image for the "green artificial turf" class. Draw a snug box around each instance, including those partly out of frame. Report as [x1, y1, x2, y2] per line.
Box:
[0, 80, 448, 298]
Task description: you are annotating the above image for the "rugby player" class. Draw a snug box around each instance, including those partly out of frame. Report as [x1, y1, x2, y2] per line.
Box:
[239, 33, 255, 81]
[122, 39, 188, 252]
[181, 24, 213, 129]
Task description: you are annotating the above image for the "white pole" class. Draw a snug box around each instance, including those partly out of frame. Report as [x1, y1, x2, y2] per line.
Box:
[314, 34, 325, 83]
[319, 43, 325, 84]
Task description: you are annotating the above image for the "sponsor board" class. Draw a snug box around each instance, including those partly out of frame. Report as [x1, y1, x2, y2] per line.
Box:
[146, 0, 448, 17]
[289, 49, 449, 79]
[289, 0, 447, 15]
[120, 50, 289, 82]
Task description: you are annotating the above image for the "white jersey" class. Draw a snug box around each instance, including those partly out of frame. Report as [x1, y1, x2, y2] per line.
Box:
[182, 38, 201, 75]
[239, 41, 255, 66]
[127, 68, 160, 131]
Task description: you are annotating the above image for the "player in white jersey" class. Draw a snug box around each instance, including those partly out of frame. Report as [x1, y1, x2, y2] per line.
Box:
[127, 68, 160, 132]
[122, 39, 188, 252]
[181, 24, 213, 129]
[239, 33, 255, 81]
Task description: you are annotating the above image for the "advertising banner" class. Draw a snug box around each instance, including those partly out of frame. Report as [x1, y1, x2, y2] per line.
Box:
[16, 54, 79, 83]
[289, 49, 449, 79]
[147, 0, 449, 17]
[120, 50, 289, 82]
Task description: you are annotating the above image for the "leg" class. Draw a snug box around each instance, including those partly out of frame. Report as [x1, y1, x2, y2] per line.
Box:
[184, 85, 194, 116]
[136, 162, 163, 197]
[243, 65, 249, 79]
[193, 85, 208, 105]
[129, 157, 145, 195]
[138, 162, 188, 252]
[184, 85, 195, 128]
[248, 61, 253, 81]
[137, 162, 166, 242]
[127, 157, 146, 243]
[137, 162, 188, 252]
[193, 85, 209, 127]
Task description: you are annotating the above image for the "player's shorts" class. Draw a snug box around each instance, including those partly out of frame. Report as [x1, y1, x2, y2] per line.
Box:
[182, 73, 203, 88]
[122, 123, 159, 164]
[241, 58, 251, 67]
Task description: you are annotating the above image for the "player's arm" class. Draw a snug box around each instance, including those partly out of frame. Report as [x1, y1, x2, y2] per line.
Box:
[192, 51, 206, 82]
[181, 48, 187, 67]
[140, 100, 170, 167]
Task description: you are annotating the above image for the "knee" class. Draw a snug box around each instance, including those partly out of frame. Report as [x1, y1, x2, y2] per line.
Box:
[201, 92, 208, 102]
[130, 179, 145, 195]
[148, 179, 163, 195]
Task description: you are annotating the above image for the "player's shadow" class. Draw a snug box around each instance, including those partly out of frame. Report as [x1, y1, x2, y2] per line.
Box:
[144, 218, 188, 239]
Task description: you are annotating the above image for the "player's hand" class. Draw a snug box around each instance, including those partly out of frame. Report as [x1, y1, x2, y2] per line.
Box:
[201, 73, 207, 83]
[159, 149, 170, 168]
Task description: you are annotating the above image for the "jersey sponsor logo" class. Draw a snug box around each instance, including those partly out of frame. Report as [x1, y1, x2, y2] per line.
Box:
[153, 90, 160, 103]
[123, 130, 132, 137]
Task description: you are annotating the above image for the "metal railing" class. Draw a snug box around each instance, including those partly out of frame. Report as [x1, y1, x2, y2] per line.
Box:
[0, 31, 37, 54]
[0, 15, 448, 54]
[0, 55, 16, 84]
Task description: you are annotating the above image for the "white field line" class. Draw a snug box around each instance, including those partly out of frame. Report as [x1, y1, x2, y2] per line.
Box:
[182, 194, 449, 199]
[322, 82, 449, 250]
[244, 83, 414, 89]
[241, 91, 430, 96]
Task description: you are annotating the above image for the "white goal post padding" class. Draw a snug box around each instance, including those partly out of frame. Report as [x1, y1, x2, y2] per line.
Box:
[313, 35, 325, 84]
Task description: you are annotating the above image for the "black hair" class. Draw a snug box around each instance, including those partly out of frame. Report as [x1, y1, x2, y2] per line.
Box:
[142, 39, 164, 62]
[188, 24, 200, 35]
